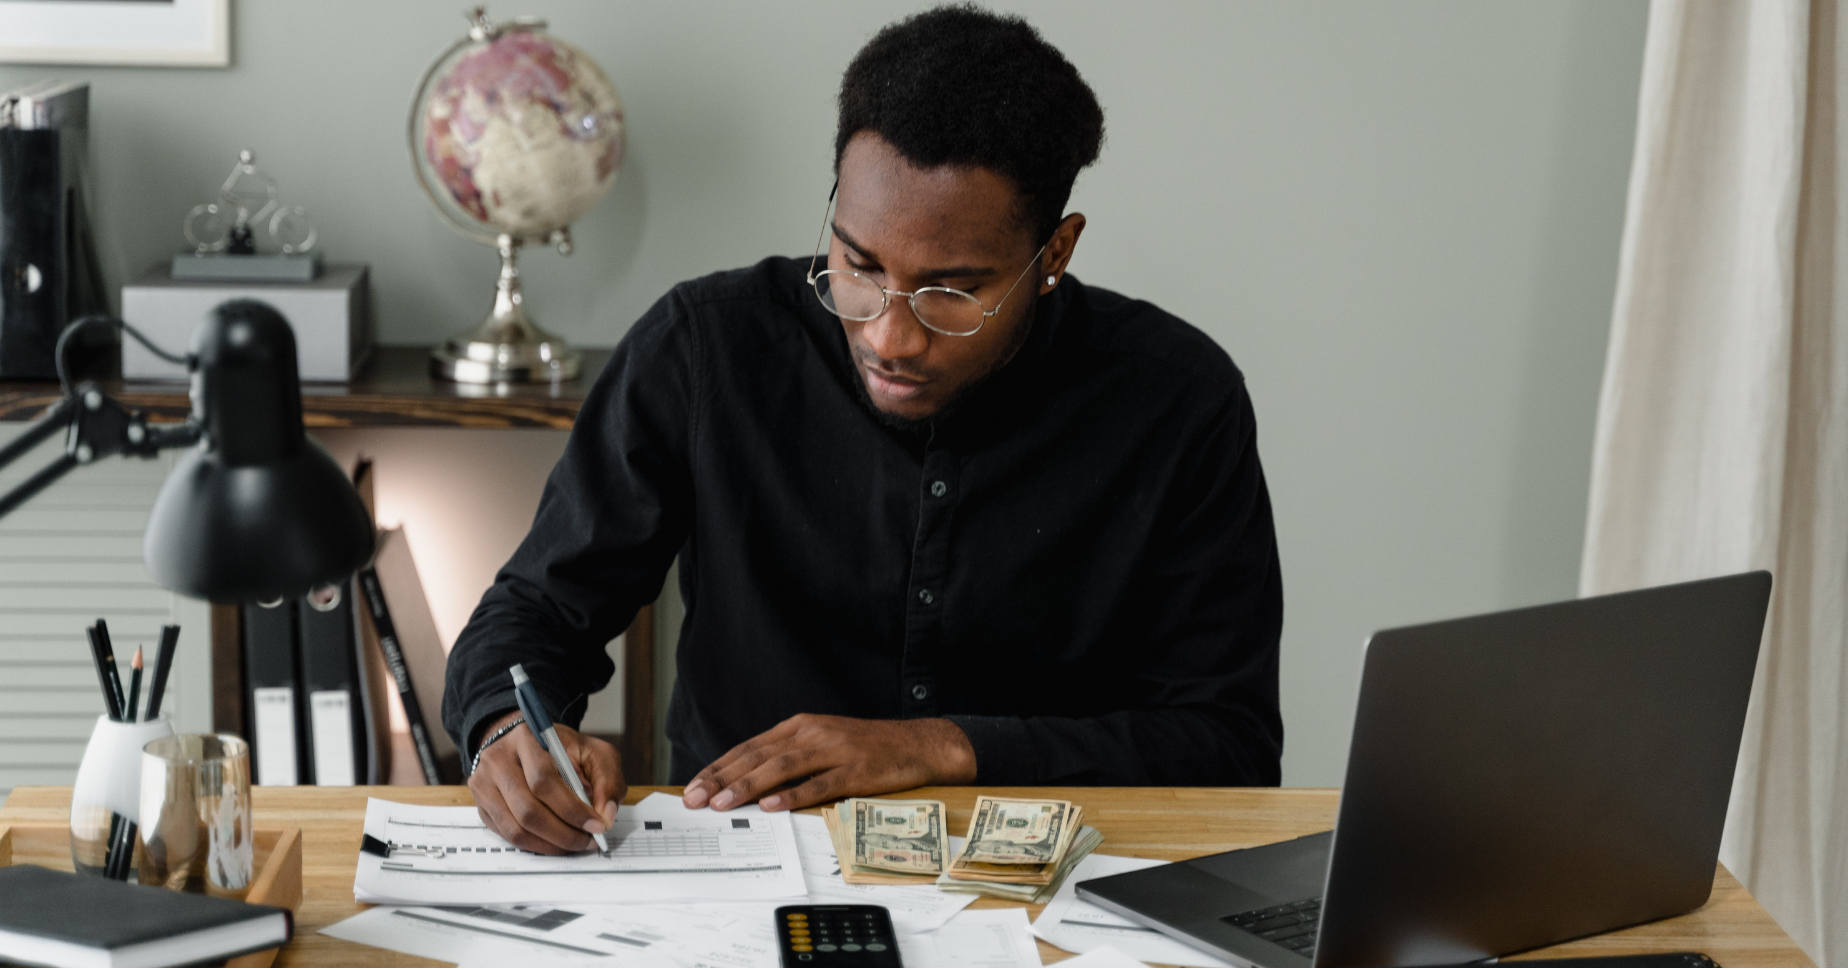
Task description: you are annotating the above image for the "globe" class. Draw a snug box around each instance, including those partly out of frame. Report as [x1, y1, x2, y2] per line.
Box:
[408, 11, 625, 384]
[413, 21, 625, 243]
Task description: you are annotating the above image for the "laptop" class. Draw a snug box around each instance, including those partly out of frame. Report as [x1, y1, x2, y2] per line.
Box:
[1076, 571, 1772, 968]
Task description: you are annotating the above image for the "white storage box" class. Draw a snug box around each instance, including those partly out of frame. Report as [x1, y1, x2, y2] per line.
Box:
[121, 264, 374, 381]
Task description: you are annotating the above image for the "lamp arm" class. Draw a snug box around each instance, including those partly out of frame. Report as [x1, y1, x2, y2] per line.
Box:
[0, 384, 202, 522]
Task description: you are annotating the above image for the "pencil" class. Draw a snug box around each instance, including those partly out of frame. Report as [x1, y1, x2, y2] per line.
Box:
[85, 624, 123, 722]
[125, 647, 143, 722]
[145, 625, 179, 720]
[93, 618, 125, 717]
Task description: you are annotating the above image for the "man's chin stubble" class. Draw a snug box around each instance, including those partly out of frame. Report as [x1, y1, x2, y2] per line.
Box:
[853, 371, 949, 432]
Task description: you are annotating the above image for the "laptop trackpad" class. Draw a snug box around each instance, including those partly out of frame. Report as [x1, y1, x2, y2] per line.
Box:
[1187, 830, 1333, 904]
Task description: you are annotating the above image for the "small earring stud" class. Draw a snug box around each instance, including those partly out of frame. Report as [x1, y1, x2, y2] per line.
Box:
[1045, 275, 1057, 286]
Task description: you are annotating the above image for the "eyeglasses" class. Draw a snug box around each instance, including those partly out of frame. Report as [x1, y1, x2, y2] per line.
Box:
[806, 185, 1045, 338]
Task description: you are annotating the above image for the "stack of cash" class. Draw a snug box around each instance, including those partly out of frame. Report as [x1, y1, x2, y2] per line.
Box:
[824, 797, 949, 885]
[938, 796, 1101, 903]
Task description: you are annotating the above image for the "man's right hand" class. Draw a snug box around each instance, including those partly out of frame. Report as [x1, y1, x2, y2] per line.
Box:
[468, 710, 625, 854]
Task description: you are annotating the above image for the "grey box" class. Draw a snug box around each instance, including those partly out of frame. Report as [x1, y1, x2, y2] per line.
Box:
[121, 264, 373, 382]
[170, 253, 323, 282]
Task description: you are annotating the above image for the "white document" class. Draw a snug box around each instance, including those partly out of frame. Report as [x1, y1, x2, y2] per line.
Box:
[352, 793, 807, 905]
[899, 907, 1043, 968]
[792, 812, 976, 934]
[1032, 854, 1230, 967]
[319, 904, 666, 967]
[1049, 944, 1148, 967]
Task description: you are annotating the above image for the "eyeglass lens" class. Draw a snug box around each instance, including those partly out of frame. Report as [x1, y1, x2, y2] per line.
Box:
[816, 272, 986, 335]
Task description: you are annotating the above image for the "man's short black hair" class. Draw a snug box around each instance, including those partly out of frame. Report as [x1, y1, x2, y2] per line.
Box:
[836, 5, 1105, 244]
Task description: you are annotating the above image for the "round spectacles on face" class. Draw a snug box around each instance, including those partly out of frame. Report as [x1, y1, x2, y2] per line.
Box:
[805, 185, 1045, 338]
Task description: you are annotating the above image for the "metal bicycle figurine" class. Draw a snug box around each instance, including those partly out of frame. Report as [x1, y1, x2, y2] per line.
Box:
[183, 149, 318, 256]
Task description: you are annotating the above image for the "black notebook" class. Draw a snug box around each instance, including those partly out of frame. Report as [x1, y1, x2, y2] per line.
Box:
[0, 865, 292, 967]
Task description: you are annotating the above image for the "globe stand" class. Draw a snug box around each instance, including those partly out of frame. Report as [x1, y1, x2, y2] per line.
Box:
[430, 234, 582, 384]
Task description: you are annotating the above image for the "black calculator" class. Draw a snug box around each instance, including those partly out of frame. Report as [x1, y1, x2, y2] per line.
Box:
[775, 904, 902, 967]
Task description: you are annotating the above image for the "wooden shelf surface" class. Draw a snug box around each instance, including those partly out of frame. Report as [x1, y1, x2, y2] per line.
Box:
[0, 346, 611, 430]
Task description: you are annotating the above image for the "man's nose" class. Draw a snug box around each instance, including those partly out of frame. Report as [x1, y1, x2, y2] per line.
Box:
[862, 296, 930, 361]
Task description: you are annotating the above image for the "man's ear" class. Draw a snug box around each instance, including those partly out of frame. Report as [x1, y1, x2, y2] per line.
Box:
[1039, 213, 1088, 294]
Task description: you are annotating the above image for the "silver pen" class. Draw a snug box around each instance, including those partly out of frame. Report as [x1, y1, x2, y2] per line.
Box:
[509, 663, 610, 853]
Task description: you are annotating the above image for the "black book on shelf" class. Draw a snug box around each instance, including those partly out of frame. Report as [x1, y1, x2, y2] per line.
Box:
[242, 597, 306, 785]
[0, 865, 292, 967]
[299, 579, 366, 786]
[356, 527, 460, 784]
[348, 457, 392, 784]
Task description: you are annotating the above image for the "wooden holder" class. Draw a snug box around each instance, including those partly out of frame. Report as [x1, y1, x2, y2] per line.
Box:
[0, 823, 303, 968]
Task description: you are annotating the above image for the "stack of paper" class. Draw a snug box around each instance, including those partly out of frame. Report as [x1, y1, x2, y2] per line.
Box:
[325, 794, 1045, 967]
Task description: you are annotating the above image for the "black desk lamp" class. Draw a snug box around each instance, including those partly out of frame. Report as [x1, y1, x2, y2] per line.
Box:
[0, 300, 375, 602]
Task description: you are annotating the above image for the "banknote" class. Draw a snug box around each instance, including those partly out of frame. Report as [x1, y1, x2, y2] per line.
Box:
[846, 798, 947, 875]
[938, 824, 1104, 902]
[955, 796, 1074, 865]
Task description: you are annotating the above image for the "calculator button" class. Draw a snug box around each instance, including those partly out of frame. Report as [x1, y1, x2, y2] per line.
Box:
[792, 945, 812, 952]
[816, 944, 837, 952]
[786, 913, 806, 921]
[842, 944, 862, 952]
[867, 943, 888, 952]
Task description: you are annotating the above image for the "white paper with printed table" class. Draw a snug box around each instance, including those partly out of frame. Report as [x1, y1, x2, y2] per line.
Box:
[353, 793, 807, 905]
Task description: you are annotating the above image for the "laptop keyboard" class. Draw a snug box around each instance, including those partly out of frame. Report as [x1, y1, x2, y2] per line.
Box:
[1222, 897, 1321, 958]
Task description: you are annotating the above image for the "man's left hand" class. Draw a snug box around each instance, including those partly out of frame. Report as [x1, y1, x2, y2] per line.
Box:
[681, 714, 977, 812]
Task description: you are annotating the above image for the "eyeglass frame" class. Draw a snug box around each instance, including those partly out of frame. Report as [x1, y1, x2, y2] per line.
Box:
[805, 183, 1048, 338]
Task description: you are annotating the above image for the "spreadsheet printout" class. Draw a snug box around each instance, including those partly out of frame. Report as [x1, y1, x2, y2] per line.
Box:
[353, 793, 807, 905]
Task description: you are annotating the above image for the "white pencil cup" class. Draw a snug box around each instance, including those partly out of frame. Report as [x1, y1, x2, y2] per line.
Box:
[69, 714, 174, 876]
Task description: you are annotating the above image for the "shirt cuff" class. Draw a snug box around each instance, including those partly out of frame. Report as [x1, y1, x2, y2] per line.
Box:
[942, 715, 1037, 785]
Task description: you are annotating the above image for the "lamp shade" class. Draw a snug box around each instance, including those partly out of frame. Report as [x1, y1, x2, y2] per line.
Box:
[143, 300, 375, 602]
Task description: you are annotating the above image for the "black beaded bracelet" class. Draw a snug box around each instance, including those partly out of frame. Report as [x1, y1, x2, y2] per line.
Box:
[469, 716, 526, 776]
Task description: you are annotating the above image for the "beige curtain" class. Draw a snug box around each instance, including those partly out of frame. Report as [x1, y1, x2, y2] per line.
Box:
[1581, 0, 1845, 963]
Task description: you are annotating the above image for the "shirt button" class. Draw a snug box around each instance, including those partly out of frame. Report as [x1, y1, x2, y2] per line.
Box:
[918, 588, 934, 604]
[912, 684, 930, 701]
[930, 480, 948, 497]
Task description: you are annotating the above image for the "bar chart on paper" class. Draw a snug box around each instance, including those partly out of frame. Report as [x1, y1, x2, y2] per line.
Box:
[354, 793, 809, 905]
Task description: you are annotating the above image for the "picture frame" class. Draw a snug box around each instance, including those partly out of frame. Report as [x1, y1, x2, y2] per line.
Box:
[0, 0, 230, 68]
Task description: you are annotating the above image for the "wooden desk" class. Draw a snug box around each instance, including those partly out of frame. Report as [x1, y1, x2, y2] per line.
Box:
[0, 786, 1811, 968]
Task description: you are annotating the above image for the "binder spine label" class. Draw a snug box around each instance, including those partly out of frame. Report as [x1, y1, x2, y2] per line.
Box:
[308, 689, 357, 786]
[252, 687, 298, 786]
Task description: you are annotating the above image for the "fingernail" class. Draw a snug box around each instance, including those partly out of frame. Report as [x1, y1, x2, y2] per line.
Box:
[684, 787, 708, 808]
[584, 818, 606, 834]
[761, 795, 784, 811]
[711, 789, 735, 810]
[602, 801, 618, 823]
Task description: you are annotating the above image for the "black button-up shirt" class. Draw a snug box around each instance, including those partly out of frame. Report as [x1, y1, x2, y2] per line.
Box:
[443, 256, 1284, 786]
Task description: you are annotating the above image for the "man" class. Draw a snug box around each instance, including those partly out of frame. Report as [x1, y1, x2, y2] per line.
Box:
[445, 4, 1283, 856]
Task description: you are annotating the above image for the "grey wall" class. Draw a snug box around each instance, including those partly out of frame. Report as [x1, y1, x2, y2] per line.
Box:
[0, 0, 1648, 785]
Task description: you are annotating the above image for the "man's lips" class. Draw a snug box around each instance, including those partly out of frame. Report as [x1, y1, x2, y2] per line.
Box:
[864, 364, 928, 402]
